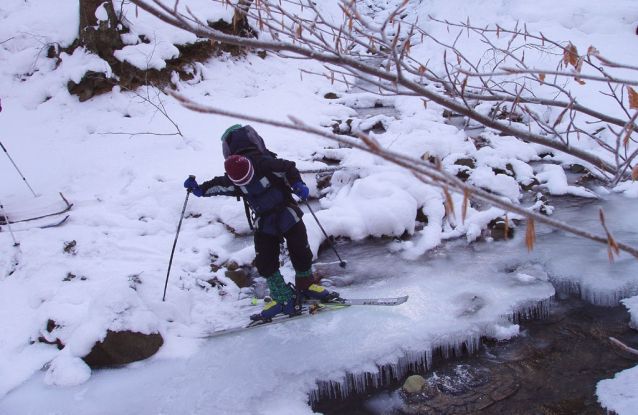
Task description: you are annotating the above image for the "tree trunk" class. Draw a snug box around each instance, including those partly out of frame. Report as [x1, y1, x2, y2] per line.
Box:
[233, 0, 257, 38]
[78, 0, 122, 60]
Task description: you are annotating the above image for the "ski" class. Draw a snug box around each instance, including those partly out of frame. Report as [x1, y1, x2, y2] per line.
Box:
[2, 192, 73, 224]
[306, 295, 408, 307]
[195, 295, 408, 339]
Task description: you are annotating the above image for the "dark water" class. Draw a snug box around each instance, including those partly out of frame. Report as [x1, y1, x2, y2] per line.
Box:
[313, 292, 638, 414]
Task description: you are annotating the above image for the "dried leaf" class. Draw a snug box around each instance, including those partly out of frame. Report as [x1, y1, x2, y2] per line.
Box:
[296, 25, 302, 37]
[563, 42, 579, 67]
[553, 107, 569, 128]
[525, 219, 536, 252]
[422, 99, 428, 109]
[587, 46, 599, 56]
[623, 129, 632, 148]
[442, 187, 455, 220]
[632, 164, 638, 181]
[628, 87, 638, 110]
[575, 56, 585, 73]
[496, 25, 500, 38]
[504, 214, 509, 241]
[574, 77, 586, 85]
[462, 190, 469, 224]
[600, 208, 620, 263]
[539, 73, 546, 84]
[422, 151, 430, 160]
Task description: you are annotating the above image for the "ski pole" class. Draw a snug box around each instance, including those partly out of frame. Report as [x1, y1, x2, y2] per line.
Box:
[163, 176, 195, 301]
[0, 141, 37, 197]
[0, 199, 20, 247]
[303, 200, 346, 268]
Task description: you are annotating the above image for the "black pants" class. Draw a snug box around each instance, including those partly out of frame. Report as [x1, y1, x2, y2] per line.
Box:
[254, 220, 312, 277]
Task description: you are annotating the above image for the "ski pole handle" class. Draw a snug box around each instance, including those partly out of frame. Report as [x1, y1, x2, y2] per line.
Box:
[186, 175, 196, 193]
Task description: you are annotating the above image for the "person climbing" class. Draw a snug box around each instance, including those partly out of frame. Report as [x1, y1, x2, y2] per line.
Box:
[183, 124, 339, 321]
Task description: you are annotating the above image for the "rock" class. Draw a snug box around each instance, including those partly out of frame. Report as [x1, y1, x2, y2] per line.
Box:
[489, 219, 514, 240]
[403, 375, 427, 393]
[38, 319, 64, 350]
[454, 158, 476, 169]
[570, 164, 586, 174]
[225, 269, 249, 288]
[82, 330, 163, 368]
[520, 177, 539, 192]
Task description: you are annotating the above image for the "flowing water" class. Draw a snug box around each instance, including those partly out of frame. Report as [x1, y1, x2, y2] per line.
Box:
[313, 293, 638, 414]
[309, 189, 638, 414]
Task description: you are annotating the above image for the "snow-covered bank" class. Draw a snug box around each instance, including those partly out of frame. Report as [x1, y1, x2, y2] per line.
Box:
[2, 0, 638, 413]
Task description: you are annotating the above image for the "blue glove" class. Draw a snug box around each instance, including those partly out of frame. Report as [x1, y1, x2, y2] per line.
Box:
[184, 177, 198, 189]
[184, 177, 203, 197]
[292, 182, 309, 201]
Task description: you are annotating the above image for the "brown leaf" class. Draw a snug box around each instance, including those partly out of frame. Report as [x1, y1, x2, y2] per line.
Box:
[575, 56, 585, 73]
[628, 87, 638, 109]
[574, 77, 586, 85]
[553, 107, 569, 128]
[442, 187, 455, 220]
[563, 43, 579, 67]
[422, 99, 428, 109]
[587, 46, 599, 56]
[525, 219, 536, 252]
[504, 214, 509, 241]
[600, 208, 620, 263]
[462, 190, 469, 224]
[624, 129, 632, 148]
[539, 73, 546, 82]
[632, 164, 638, 181]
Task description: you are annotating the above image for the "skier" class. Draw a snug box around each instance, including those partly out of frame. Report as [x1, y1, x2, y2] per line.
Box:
[183, 125, 339, 321]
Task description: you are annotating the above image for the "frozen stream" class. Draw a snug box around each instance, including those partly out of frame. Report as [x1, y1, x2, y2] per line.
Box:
[1, 192, 638, 415]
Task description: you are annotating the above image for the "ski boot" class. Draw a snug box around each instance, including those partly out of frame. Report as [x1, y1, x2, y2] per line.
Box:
[250, 271, 302, 322]
[295, 271, 340, 302]
[250, 294, 302, 322]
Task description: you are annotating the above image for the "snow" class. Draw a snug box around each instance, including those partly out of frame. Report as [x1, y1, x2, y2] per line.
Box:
[1, 0, 638, 414]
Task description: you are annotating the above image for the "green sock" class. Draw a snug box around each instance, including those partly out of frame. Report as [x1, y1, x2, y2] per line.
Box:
[266, 271, 293, 303]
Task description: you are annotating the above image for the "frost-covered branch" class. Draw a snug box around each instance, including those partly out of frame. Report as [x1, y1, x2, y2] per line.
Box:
[128, 0, 637, 182]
